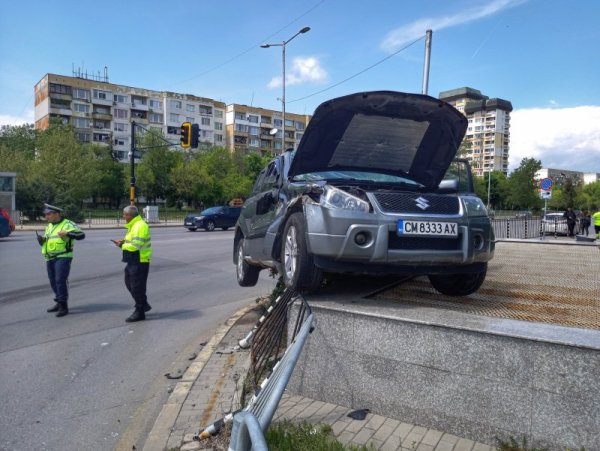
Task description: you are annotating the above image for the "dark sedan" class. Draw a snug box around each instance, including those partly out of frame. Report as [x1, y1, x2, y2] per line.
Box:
[184, 206, 241, 231]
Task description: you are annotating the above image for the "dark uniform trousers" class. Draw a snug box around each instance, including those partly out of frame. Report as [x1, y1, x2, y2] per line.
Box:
[46, 257, 72, 302]
[124, 262, 149, 309]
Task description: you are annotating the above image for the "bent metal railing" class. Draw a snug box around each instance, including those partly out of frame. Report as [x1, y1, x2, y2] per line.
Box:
[228, 300, 313, 451]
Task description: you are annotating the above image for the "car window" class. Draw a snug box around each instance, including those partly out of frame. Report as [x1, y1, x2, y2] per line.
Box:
[252, 168, 268, 194]
[442, 160, 471, 193]
[259, 161, 280, 191]
[201, 207, 222, 215]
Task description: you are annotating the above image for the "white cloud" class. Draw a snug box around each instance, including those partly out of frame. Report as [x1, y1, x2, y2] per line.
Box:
[0, 110, 34, 127]
[509, 106, 600, 173]
[267, 57, 327, 89]
[381, 0, 526, 52]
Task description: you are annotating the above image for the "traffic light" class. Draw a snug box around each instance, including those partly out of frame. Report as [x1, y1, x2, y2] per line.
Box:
[191, 123, 199, 149]
[180, 122, 192, 148]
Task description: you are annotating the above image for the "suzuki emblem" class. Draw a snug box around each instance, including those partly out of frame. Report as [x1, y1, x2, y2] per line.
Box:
[415, 197, 429, 210]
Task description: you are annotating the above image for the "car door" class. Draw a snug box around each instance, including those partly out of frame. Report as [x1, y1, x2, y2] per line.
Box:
[243, 158, 282, 259]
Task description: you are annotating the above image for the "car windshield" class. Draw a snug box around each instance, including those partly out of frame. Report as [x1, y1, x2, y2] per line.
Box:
[544, 213, 563, 220]
[291, 170, 423, 187]
[200, 207, 222, 215]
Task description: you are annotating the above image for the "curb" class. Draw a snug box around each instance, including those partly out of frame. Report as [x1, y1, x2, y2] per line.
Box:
[141, 302, 257, 451]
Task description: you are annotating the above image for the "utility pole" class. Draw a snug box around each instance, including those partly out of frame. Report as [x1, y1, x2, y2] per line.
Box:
[129, 121, 136, 205]
[422, 30, 432, 95]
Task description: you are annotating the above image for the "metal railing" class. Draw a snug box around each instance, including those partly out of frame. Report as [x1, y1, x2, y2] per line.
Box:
[228, 295, 313, 451]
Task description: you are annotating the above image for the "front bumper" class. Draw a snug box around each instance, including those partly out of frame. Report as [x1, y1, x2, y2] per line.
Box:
[303, 203, 494, 271]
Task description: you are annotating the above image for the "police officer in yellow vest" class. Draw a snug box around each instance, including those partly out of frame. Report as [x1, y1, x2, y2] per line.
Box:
[112, 205, 152, 322]
[37, 203, 86, 317]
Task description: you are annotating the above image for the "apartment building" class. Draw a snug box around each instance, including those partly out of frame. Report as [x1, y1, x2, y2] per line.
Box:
[225, 104, 310, 156]
[439, 87, 512, 176]
[34, 73, 226, 162]
[535, 168, 600, 186]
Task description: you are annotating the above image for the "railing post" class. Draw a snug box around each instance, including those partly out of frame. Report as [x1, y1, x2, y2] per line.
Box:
[524, 218, 528, 239]
[506, 219, 510, 239]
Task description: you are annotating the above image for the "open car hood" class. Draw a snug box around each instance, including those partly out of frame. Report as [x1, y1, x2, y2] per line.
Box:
[288, 91, 468, 189]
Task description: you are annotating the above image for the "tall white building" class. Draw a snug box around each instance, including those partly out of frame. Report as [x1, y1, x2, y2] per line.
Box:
[34, 73, 227, 162]
[439, 87, 512, 176]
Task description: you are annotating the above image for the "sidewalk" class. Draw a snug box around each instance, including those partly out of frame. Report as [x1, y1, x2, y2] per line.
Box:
[140, 304, 497, 451]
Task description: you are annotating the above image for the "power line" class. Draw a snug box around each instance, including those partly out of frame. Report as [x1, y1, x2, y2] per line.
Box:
[287, 35, 425, 104]
[168, 0, 325, 88]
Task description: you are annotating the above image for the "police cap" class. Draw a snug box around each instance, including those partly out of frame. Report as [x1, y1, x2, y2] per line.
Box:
[43, 203, 63, 214]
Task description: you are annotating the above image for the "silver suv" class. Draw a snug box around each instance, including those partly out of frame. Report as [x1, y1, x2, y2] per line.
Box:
[233, 91, 495, 295]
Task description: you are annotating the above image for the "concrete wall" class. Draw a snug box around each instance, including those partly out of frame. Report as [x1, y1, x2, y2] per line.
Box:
[288, 300, 600, 451]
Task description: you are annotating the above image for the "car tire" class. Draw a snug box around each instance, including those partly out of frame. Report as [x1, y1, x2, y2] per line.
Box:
[187, 227, 197, 232]
[205, 220, 216, 232]
[281, 213, 323, 291]
[222, 227, 229, 231]
[235, 237, 260, 287]
[427, 263, 487, 296]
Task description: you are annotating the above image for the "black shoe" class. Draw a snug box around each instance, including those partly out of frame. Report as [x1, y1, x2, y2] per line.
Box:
[56, 302, 69, 318]
[126, 310, 145, 322]
[143, 303, 152, 313]
[47, 303, 59, 313]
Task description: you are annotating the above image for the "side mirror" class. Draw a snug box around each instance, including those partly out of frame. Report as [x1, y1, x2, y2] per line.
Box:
[438, 179, 458, 192]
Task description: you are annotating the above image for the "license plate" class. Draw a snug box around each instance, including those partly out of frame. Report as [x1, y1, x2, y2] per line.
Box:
[397, 220, 458, 237]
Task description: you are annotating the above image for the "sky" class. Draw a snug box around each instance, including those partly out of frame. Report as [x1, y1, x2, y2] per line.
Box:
[1, 0, 599, 174]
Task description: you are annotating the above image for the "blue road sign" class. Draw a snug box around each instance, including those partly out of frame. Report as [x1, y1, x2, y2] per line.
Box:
[540, 178, 553, 190]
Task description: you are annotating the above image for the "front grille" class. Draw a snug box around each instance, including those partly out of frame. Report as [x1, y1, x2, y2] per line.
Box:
[388, 233, 461, 251]
[373, 192, 460, 214]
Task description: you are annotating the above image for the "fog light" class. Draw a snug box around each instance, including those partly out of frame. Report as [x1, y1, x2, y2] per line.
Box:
[473, 234, 484, 250]
[355, 232, 368, 246]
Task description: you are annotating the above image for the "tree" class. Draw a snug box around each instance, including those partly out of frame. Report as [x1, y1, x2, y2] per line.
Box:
[88, 144, 126, 208]
[506, 158, 542, 210]
[135, 127, 182, 204]
[474, 171, 508, 209]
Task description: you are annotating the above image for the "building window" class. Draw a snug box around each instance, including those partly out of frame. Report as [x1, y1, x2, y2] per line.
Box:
[201, 117, 211, 126]
[273, 118, 282, 127]
[167, 126, 180, 135]
[249, 138, 260, 147]
[76, 132, 91, 142]
[114, 109, 128, 119]
[186, 104, 195, 112]
[50, 83, 71, 95]
[149, 113, 163, 123]
[249, 126, 259, 136]
[235, 112, 246, 120]
[114, 94, 128, 104]
[93, 133, 110, 142]
[214, 110, 223, 118]
[186, 117, 195, 123]
[94, 120, 109, 129]
[149, 99, 162, 109]
[247, 115, 259, 123]
[171, 100, 182, 109]
[214, 122, 223, 130]
[72, 88, 90, 100]
[215, 134, 223, 143]
[114, 122, 128, 132]
[170, 113, 180, 123]
[114, 138, 126, 146]
[199, 106, 213, 115]
[235, 124, 247, 132]
[73, 103, 90, 113]
[295, 121, 305, 130]
[73, 117, 91, 128]
[93, 89, 112, 101]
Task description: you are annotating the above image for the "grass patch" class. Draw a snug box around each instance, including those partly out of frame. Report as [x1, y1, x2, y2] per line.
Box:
[266, 420, 376, 451]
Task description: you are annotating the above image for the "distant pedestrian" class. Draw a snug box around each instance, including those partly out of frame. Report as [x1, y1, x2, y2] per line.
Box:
[563, 207, 577, 237]
[579, 209, 591, 237]
[592, 207, 600, 240]
[112, 205, 152, 322]
[37, 203, 86, 317]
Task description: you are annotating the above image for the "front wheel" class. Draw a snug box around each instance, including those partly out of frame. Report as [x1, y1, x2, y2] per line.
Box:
[187, 227, 197, 232]
[235, 237, 260, 287]
[205, 220, 216, 231]
[281, 213, 323, 292]
[427, 263, 487, 296]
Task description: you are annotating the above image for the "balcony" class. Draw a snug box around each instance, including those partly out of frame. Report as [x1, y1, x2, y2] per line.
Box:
[92, 112, 112, 121]
[131, 101, 149, 111]
[49, 106, 72, 116]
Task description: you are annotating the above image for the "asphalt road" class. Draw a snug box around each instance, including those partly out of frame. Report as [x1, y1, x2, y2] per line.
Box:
[0, 227, 275, 451]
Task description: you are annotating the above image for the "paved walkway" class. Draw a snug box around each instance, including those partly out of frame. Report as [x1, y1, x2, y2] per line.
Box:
[139, 304, 497, 451]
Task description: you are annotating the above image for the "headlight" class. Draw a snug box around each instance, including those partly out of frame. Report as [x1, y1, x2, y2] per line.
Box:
[320, 185, 370, 213]
[194, 216, 205, 220]
[463, 196, 488, 217]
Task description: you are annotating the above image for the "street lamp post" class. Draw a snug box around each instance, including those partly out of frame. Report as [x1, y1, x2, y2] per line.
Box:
[261, 26, 310, 154]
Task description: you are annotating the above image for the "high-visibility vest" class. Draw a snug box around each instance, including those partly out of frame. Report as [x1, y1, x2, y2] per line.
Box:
[592, 211, 600, 226]
[42, 218, 82, 260]
[122, 215, 152, 263]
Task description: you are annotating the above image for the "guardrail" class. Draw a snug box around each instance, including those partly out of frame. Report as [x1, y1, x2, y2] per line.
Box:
[228, 297, 313, 451]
